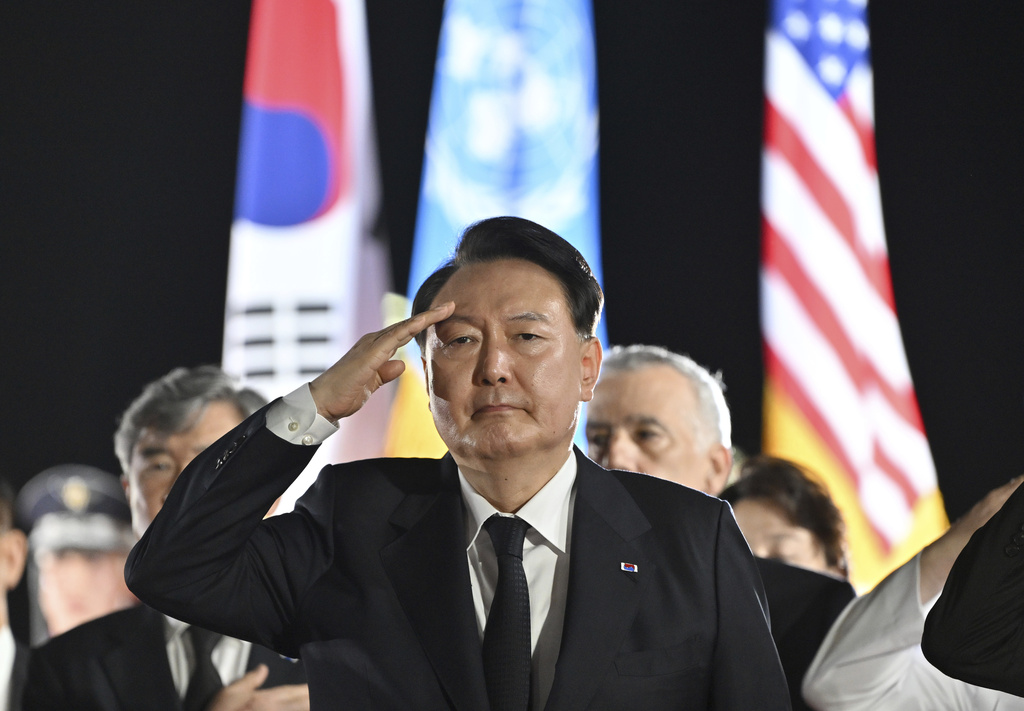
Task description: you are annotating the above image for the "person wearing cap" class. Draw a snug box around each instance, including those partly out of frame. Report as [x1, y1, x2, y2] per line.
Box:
[15, 464, 137, 643]
[0, 478, 29, 711]
[23, 365, 308, 711]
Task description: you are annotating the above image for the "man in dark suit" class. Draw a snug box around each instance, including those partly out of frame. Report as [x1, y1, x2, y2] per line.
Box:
[23, 366, 307, 711]
[1, 478, 29, 711]
[586, 344, 855, 711]
[126, 216, 790, 710]
[922, 475, 1024, 697]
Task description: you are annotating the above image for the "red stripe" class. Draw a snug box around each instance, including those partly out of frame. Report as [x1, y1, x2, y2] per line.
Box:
[764, 99, 895, 309]
[763, 218, 927, 433]
[838, 94, 877, 172]
[764, 345, 893, 553]
[873, 440, 919, 505]
[763, 257, 920, 507]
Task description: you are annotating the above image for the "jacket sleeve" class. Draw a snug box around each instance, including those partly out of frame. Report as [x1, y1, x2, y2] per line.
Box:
[124, 403, 334, 656]
[711, 502, 793, 710]
[923, 481, 1024, 697]
[803, 554, 1005, 710]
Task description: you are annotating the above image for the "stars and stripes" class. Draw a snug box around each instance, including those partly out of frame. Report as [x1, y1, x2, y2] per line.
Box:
[760, 0, 946, 588]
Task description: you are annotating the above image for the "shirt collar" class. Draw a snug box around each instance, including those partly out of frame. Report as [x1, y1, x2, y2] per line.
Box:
[163, 614, 190, 643]
[459, 450, 577, 554]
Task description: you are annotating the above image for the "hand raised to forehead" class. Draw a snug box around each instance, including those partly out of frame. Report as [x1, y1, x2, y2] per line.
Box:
[308, 302, 454, 423]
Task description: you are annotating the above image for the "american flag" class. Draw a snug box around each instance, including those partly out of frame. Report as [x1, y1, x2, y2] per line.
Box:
[760, 0, 947, 589]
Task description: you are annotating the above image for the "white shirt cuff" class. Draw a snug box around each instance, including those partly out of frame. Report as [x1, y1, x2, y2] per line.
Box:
[266, 383, 339, 446]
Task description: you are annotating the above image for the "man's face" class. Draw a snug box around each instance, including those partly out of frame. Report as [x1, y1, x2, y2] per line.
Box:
[36, 548, 136, 637]
[123, 400, 244, 539]
[586, 365, 731, 494]
[423, 259, 601, 470]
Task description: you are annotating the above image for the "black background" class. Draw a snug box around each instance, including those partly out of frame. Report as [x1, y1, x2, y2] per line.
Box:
[3, 1, 1023, 529]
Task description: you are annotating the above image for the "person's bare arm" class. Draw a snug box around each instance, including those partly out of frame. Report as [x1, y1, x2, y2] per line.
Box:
[126, 302, 455, 651]
[918, 476, 1024, 603]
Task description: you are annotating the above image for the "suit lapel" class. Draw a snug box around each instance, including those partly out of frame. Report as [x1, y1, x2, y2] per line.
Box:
[102, 606, 182, 710]
[544, 454, 653, 711]
[380, 456, 489, 711]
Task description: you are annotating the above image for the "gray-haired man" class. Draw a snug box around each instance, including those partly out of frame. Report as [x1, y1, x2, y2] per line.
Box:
[24, 366, 308, 711]
[586, 344, 855, 711]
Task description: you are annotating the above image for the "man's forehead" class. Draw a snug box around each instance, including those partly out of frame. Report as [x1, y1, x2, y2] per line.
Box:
[598, 365, 696, 400]
[433, 259, 565, 298]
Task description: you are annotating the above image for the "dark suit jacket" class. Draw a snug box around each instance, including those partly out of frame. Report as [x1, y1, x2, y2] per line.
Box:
[9, 638, 28, 711]
[923, 481, 1024, 696]
[755, 558, 855, 711]
[21, 604, 305, 711]
[126, 406, 791, 710]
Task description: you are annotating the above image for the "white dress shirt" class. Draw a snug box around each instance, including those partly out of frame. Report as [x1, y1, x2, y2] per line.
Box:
[163, 615, 251, 698]
[461, 453, 575, 711]
[267, 383, 576, 710]
[803, 551, 1024, 710]
[0, 624, 15, 711]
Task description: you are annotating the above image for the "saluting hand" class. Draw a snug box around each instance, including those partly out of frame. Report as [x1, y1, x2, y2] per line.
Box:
[308, 301, 454, 423]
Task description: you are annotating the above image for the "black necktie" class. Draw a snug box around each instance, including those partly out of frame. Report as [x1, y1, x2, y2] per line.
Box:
[482, 514, 532, 711]
[183, 626, 224, 711]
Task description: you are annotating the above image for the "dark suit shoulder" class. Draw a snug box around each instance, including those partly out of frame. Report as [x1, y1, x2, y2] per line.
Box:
[326, 455, 452, 490]
[297, 455, 454, 518]
[31, 605, 156, 657]
[604, 466, 727, 521]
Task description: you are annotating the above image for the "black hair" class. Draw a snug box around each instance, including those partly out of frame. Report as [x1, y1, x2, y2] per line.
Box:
[410, 216, 603, 348]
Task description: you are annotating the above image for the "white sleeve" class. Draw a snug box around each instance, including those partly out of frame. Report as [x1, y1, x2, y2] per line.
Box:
[802, 552, 1022, 711]
[264, 382, 339, 445]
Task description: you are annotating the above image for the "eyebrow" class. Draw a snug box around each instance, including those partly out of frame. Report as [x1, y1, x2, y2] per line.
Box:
[437, 311, 551, 328]
[137, 445, 169, 460]
[625, 415, 666, 428]
[586, 415, 667, 431]
[507, 311, 550, 323]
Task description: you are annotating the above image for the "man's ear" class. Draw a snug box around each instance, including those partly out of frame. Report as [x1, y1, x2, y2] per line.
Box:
[0, 528, 28, 591]
[580, 338, 603, 402]
[704, 444, 734, 497]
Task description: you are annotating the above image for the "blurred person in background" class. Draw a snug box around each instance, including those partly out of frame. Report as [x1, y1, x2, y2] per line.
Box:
[804, 477, 1024, 710]
[23, 366, 308, 711]
[587, 344, 856, 711]
[15, 464, 137, 643]
[0, 478, 29, 711]
[720, 455, 849, 580]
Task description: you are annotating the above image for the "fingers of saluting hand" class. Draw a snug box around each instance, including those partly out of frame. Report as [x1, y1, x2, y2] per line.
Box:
[310, 301, 454, 422]
[370, 301, 454, 355]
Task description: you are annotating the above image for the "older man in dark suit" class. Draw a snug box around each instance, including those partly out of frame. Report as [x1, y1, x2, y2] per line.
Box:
[23, 367, 307, 711]
[586, 344, 855, 711]
[126, 216, 790, 710]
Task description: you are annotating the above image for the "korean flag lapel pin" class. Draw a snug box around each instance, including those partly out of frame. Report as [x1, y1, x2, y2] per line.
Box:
[620, 562, 638, 574]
